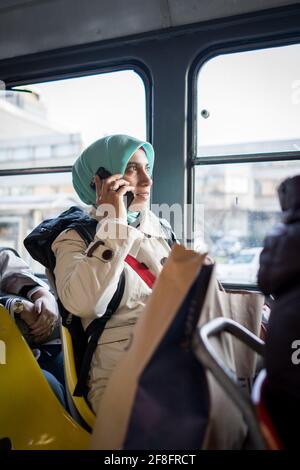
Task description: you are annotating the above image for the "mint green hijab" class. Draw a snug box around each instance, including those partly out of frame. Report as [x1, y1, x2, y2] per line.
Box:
[72, 135, 154, 224]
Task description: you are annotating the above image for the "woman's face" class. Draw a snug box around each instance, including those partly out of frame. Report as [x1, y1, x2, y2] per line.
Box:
[124, 148, 152, 210]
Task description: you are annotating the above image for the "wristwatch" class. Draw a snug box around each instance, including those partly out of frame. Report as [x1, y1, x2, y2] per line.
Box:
[12, 299, 24, 317]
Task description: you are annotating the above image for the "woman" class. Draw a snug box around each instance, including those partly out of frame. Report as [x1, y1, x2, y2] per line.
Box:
[52, 134, 175, 413]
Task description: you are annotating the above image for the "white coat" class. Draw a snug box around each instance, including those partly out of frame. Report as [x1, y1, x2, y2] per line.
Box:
[52, 209, 172, 412]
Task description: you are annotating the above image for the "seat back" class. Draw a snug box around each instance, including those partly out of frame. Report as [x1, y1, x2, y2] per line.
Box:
[60, 324, 95, 430]
[252, 369, 283, 450]
[193, 317, 267, 449]
[0, 306, 90, 450]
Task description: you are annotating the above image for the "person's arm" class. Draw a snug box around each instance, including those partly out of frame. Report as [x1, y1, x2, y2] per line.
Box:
[53, 172, 144, 319]
[0, 250, 57, 338]
[0, 249, 49, 296]
[0, 294, 38, 326]
[52, 219, 143, 318]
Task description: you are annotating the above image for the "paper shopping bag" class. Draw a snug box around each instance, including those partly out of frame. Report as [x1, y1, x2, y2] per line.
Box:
[91, 244, 209, 450]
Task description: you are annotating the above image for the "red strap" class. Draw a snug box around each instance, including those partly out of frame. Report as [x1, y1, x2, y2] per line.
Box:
[125, 254, 156, 289]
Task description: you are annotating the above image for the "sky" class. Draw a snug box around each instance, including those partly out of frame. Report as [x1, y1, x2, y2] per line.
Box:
[8, 41, 300, 156]
[24, 70, 147, 148]
[197, 42, 300, 149]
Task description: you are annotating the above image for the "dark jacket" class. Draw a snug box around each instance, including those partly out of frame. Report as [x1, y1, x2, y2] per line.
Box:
[258, 174, 300, 296]
[257, 175, 300, 448]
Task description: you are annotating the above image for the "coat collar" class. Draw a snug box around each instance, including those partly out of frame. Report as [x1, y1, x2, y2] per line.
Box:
[131, 209, 167, 238]
[90, 207, 167, 239]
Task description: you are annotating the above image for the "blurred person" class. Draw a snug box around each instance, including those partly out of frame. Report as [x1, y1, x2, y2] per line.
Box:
[0, 248, 66, 407]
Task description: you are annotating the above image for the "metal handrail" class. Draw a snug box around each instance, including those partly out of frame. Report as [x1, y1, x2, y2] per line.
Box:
[193, 317, 266, 449]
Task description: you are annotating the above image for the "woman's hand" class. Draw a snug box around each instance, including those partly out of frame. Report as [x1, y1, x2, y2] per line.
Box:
[94, 174, 135, 223]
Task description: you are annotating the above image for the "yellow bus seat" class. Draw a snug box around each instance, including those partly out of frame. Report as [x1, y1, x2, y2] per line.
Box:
[0, 305, 90, 450]
[60, 325, 95, 431]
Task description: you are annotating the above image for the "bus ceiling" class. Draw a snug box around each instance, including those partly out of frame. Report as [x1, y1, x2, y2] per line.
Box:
[0, 0, 298, 61]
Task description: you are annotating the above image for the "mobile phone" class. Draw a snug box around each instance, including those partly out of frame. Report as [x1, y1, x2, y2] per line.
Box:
[91, 166, 134, 209]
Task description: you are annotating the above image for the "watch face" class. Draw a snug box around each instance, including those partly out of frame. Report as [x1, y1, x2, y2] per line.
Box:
[14, 300, 24, 315]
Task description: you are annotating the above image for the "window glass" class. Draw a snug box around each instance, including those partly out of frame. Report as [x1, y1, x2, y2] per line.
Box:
[0, 172, 84, 273]
[194, 160, 300, 284]
[0, 70, 146, 169]
[197, 43, 300, 157]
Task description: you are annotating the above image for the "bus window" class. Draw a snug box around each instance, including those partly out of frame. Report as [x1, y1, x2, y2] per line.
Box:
[0, 70, 146, 271]
[194, 160, 299, 284]
[0, 171, 84, 273]
[197, 43, 300, 157]
[194, 43, 300, 285]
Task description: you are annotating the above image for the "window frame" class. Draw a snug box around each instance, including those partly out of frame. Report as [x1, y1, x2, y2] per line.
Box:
[0, 61, 151, 272]
[0, 60, 152, 178]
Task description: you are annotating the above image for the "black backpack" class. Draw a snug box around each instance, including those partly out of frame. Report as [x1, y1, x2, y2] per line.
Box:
[24, 206, 125, 397]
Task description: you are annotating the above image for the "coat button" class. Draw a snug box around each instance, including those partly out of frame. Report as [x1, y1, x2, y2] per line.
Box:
[102, 249, 114, 261]
[160, 257, 168, 266]
[86, 240, 104, 257]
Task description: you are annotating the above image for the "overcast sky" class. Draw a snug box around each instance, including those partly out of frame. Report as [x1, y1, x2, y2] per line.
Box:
[197, 42, 300, 147]
[30, 70, 146, 148]
[10, 41, 300, 156]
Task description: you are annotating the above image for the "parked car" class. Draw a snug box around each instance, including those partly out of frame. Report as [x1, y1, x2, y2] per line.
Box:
[216, 247, 263, 284]
[212, 236, 242, 258]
